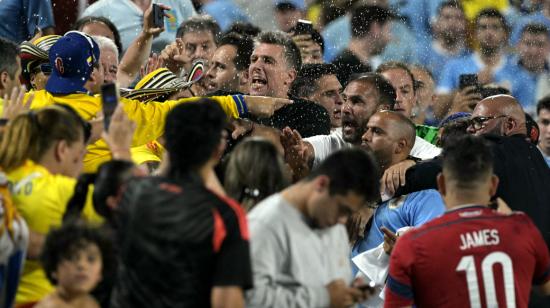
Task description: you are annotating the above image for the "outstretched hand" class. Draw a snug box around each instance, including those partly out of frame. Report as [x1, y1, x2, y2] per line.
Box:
[280, 127, 311, 180]
[244, 95, 293, 117]
[2, 86, 33, 121]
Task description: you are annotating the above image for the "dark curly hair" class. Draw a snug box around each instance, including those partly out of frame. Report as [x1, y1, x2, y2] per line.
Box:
[40, 222, 115, 286]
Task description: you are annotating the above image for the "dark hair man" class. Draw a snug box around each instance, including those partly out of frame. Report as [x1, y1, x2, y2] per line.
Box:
[112, 100, 252, 308]
[289, 63, 343, 129]
[273, 0, 305, 32]
[288, 23, 325, 64]
[204, 33, 254, 93]
[331, 5, 392, 86]
[0, 37, 22, 98]
[246, 148, 380, 308]
[537, 96, 550, 166]
[386, 135, 550, 307]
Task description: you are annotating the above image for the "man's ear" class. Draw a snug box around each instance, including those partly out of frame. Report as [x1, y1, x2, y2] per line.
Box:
[437, 172, 446, 196]
[54, 140, 69, 163]
[489, 174, 499, 197]
[394, 138, 407, 155]
[285, 69, 297, 86]
[313, 174, 330, 193]
[0, 71, 9, 90]
[238, 70, 249, 86]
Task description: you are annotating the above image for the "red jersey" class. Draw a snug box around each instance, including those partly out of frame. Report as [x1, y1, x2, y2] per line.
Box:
[385, 205, 550, 308]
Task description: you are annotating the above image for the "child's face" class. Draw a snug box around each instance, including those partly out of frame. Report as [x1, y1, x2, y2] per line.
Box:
[54, 242, 103, 295]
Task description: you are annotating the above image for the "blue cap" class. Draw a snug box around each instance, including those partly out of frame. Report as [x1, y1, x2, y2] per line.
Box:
[46, 31, 100, 94]
[439, 112, 472, 128]
[273, 0, 305, 10]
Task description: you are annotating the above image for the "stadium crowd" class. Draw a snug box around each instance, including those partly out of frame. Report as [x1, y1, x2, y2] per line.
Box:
[0, 0, 550, 307]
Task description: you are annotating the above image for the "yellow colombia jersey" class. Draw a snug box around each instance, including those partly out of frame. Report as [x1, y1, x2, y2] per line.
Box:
[8, 160, 102, 305]
[7, 90, 246, 172]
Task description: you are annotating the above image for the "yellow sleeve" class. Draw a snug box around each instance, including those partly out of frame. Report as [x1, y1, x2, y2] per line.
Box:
[121, 95, 245, 146]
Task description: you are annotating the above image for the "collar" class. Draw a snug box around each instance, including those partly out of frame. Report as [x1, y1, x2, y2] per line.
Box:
[473, 52, 506, 72]
[445, 204, 487, 213]
[432, 40, 467, 57]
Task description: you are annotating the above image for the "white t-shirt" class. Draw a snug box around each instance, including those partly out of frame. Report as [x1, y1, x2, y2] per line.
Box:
[305, 128, 441, 167]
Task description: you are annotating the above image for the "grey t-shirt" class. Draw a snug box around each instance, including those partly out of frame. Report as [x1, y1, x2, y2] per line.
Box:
[246, 194, 352, 308]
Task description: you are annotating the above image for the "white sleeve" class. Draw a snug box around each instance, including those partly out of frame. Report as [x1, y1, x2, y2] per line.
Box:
[306, 130, 350, 168]
[411, 136, 441, 160]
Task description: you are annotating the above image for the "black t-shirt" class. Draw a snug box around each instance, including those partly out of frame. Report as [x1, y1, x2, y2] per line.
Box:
[110, 176, 252, 308]
[331, 49, 372, 86]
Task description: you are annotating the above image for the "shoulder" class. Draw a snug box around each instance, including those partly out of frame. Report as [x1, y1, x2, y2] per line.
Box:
[82, 0, 114, 15]
[35, 294, 71, 308]
[406, 189, 443, 203]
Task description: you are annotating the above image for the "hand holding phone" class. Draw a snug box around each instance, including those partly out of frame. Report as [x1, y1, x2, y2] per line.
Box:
[459, 74, 479, 90]
[295, 19, 314, 35]
[152, 4, 165, 28]
[101, 83, 119, 131]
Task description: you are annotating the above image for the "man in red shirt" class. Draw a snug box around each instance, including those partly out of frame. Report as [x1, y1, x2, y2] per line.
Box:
[385, 135, 550, 308]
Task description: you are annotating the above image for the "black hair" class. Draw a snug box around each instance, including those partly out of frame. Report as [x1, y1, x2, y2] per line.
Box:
[520, 23, 549, 37]
[437, 118, 470, 148]
[288, 24, 325, 53]
[0, 37, 20, 79]
[164, 99, 227, 178]
[218, 33, 254, 71]
[348, 73, 397, 109]
[305, 148, 380, 203]
[537, 95, 550, 115]
[225, 22, 262, 38]
[289, 63, 338, 98]
[177, 15, 222, 44]
[442, 135, 494, 189]
[351, 5, 393, 38]
[437, 0, 465, 16]
[376, 61, 417, 93]
[73, 16, 123, 55]
[255, 31, 302, 71]
[63, 173, 97, 224]
[41, 221, 115, 286]
[475, 8, 509, 33]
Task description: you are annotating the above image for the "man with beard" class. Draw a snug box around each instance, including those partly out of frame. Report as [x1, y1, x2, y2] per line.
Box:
[438, 9, 531, 107]
[415, 1, 470, 83]
[352, 111, 445, 273]
[331, 5, 392, 86]
[537, 97, 550, 166]
[204, 33, 254, 94]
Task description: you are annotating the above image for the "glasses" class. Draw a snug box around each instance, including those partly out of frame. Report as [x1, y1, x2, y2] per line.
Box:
[33, 63, 52, 75]
[469, 115, 507, 130]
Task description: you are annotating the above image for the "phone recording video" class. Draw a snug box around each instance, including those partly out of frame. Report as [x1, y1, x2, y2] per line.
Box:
[152, 4, 165, 28]
[101, 83, 119, 131]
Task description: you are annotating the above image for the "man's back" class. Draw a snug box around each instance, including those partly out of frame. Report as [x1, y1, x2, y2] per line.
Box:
[112, 176, 252, 308]
[386, 206, 550, 308]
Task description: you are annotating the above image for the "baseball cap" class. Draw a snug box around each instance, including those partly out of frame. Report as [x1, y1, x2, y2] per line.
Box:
[273, 0, 305, 11]
[46, 31, 100, 94]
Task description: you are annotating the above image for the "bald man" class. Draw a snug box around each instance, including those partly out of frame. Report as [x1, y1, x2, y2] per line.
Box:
[351, 111, 445, 275]
[467, 94, 527, 136]
[396, 95, 550, 247]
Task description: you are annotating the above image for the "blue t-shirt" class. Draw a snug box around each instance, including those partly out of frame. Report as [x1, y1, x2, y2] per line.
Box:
[511, 12, 550, 46]
[0, 0, 55, 43]
[321, 15, 418, 65]
[351, 189, 445, 274]
[201, 0, 249, 31]
[438, 53, 533, 107]
[415, 41, 471, 83]
[82, 0, 196, 53]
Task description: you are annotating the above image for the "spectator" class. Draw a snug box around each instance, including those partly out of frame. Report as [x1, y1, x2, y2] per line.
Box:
[81, 0, 196, 53]
[352, 111, 445, 272]
[436, 112, 471, 147]
[331, 5, 392, 86]
[0, 38, 22, 99]
[288, 23, 325, 64]
[0, 172, 28, 308]
[93, 36, 119, 85]
[410, 65, 438, 126]
[415, 1, 470, 83]
[537, 96, 550, 166]
[224, 137, 290, 211]
[289, 63, 343, 129]
[515, 23, 550, 113]
[0, 0, 55, 43]
[511, 0, 550, 45]
[36, 222, 114, 308]
[438, 9, 532, 108]
[273, 0, 306, 32]
[385, 135, 550, 307]
[199, 0, 250, 31]
[246, 148, 380, 307]
[19, 35, 60, 91]
[111, 100, 252, 307]
[225, 21, 262, 38]
[204, 33, 254, 94]
[74, 16, 123, 55]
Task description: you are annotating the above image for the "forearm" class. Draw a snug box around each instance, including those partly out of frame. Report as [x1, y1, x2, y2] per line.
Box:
[118, 31, 154, 87]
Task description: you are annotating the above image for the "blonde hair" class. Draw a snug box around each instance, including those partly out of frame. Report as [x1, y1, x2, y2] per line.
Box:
[0, 105, 85, 172]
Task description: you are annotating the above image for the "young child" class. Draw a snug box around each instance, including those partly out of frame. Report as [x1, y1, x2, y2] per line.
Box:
[35, 222, 113, 308]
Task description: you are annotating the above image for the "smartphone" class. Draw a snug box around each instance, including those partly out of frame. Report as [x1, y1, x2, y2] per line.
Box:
[295, 19, 314, 34]
[101, 83, 119, 131]
[152, 4, 165, 28]
[459, 74, 479, 90]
